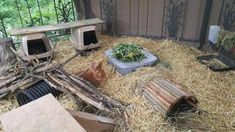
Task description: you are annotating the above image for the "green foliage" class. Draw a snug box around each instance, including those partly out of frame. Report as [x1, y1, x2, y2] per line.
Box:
[0, 0, 75, 38]
[218, 30, 235, 50]
[57, 0, 75, 23]
[112, 43, 146, 62]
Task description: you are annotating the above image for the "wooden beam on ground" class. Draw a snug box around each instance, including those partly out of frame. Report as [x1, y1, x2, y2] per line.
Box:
[0, 94, 86, 132]
[68, 109, 116, 132]
[10, 18, 104, 35]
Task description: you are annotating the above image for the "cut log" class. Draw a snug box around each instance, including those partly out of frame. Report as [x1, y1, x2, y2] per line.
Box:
[68, 109, 116, 132]
[0, 38, 16, 68]
[143, 77, 198, 117]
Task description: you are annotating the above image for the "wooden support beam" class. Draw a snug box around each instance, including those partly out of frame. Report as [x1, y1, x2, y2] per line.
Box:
[198, 0, 213, 50]
[0, 38, 16, 67]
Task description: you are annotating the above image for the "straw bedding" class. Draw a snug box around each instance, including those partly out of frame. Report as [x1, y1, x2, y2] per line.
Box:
[0, 35, 235, 131]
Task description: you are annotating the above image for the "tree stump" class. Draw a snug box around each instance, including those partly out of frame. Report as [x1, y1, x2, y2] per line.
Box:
[0, 38, 16, 67]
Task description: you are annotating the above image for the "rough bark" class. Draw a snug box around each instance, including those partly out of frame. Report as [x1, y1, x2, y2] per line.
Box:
[0, 38, 16, 67]
[0, 38, 16, 75]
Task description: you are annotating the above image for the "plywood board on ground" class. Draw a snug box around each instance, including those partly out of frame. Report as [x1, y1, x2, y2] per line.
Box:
[0, 94, 86, 132]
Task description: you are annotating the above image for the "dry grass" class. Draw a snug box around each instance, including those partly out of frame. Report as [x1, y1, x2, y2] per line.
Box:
[0, 35, 235, 131]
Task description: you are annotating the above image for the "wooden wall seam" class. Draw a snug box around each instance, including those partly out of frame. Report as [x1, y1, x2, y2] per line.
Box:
[93, 0, 223, 43]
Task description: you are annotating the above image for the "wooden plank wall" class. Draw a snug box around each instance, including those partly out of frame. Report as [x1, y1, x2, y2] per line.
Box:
[90, 0, 102, 32]
[89, 0, 225, 42]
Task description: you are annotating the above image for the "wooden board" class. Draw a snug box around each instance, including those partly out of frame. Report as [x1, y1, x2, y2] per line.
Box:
[147, 0, 165, 37]
[138, 0, 149, 35]
[68, 110, 116, 132]
[10, 18, 104, 35]
[0, 94, 86, 132]
[129, 0, 139, 35]
[116, 0, 130, 34]
[90, 0, 102, 32]
[181, 0, 205, 40]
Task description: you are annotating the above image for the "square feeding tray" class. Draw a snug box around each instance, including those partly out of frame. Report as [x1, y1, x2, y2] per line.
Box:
[105, 49, 158, 75]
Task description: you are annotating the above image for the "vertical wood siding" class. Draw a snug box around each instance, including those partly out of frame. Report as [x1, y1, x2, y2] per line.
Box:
[89, 0, 231, 42]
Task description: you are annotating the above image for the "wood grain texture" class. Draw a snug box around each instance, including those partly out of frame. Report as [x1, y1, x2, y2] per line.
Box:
[76, 1, 227, 41]
[147, 0, 165, 37]
[10, 18, 104, 35]
[90, 0, 102, 32]
[138, 0, 149, 35]
[0, 38, 16, 66]
[68, 110, 116, 132]
[182, 0, 206, 40]
[130, 0, 139, 35]
[0, 94, 86, 132]
[117, 0, 130, 34]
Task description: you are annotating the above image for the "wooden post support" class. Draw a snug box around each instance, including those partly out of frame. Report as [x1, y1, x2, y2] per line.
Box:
[198, 0, 213, 50]
[0, 38, 16, 67]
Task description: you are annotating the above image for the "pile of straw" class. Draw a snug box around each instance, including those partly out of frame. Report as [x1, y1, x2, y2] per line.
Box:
[0, 35, 235, 131]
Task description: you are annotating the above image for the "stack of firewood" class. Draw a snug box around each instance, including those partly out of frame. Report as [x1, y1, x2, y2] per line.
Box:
[0, 39, 123, 113]
[46, 69, 123, 112]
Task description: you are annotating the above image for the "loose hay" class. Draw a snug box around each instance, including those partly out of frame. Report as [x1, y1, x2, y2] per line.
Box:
[0, 35, 235, 131]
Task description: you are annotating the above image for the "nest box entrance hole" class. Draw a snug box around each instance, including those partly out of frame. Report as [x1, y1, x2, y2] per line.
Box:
[27, 39, 47, 55]
[83, 30, 98, 46]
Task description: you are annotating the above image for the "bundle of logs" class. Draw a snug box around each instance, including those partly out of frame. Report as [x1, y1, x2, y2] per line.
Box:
[143, 77, 198, 117]
[0, 38, 123, 113]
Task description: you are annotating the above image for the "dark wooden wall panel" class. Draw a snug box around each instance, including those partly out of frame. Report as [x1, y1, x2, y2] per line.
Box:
[138, 0, 149, 35]
[88, 0, 227, 42]
[208, 1, 223, 26]
[197, 0, 206, 40]
[217, 0, 235, 31]
[130, 0, 139, 35]
[162, 0, 186, 38]
[182, 0, 206, 40]
[90, 0, 102, 32]
[116, 0, 130, 34]
[147, 0, 165, 37]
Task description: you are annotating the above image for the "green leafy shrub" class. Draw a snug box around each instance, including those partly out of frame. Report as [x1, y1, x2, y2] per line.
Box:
[112, 43, 146, 62]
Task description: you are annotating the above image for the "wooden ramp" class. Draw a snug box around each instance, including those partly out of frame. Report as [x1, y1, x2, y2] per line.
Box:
[0, 94, 86, 132]
[10, 18, 104, 35]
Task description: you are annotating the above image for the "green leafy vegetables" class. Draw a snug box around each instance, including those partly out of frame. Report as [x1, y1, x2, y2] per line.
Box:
[112, 43, 146, 62]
